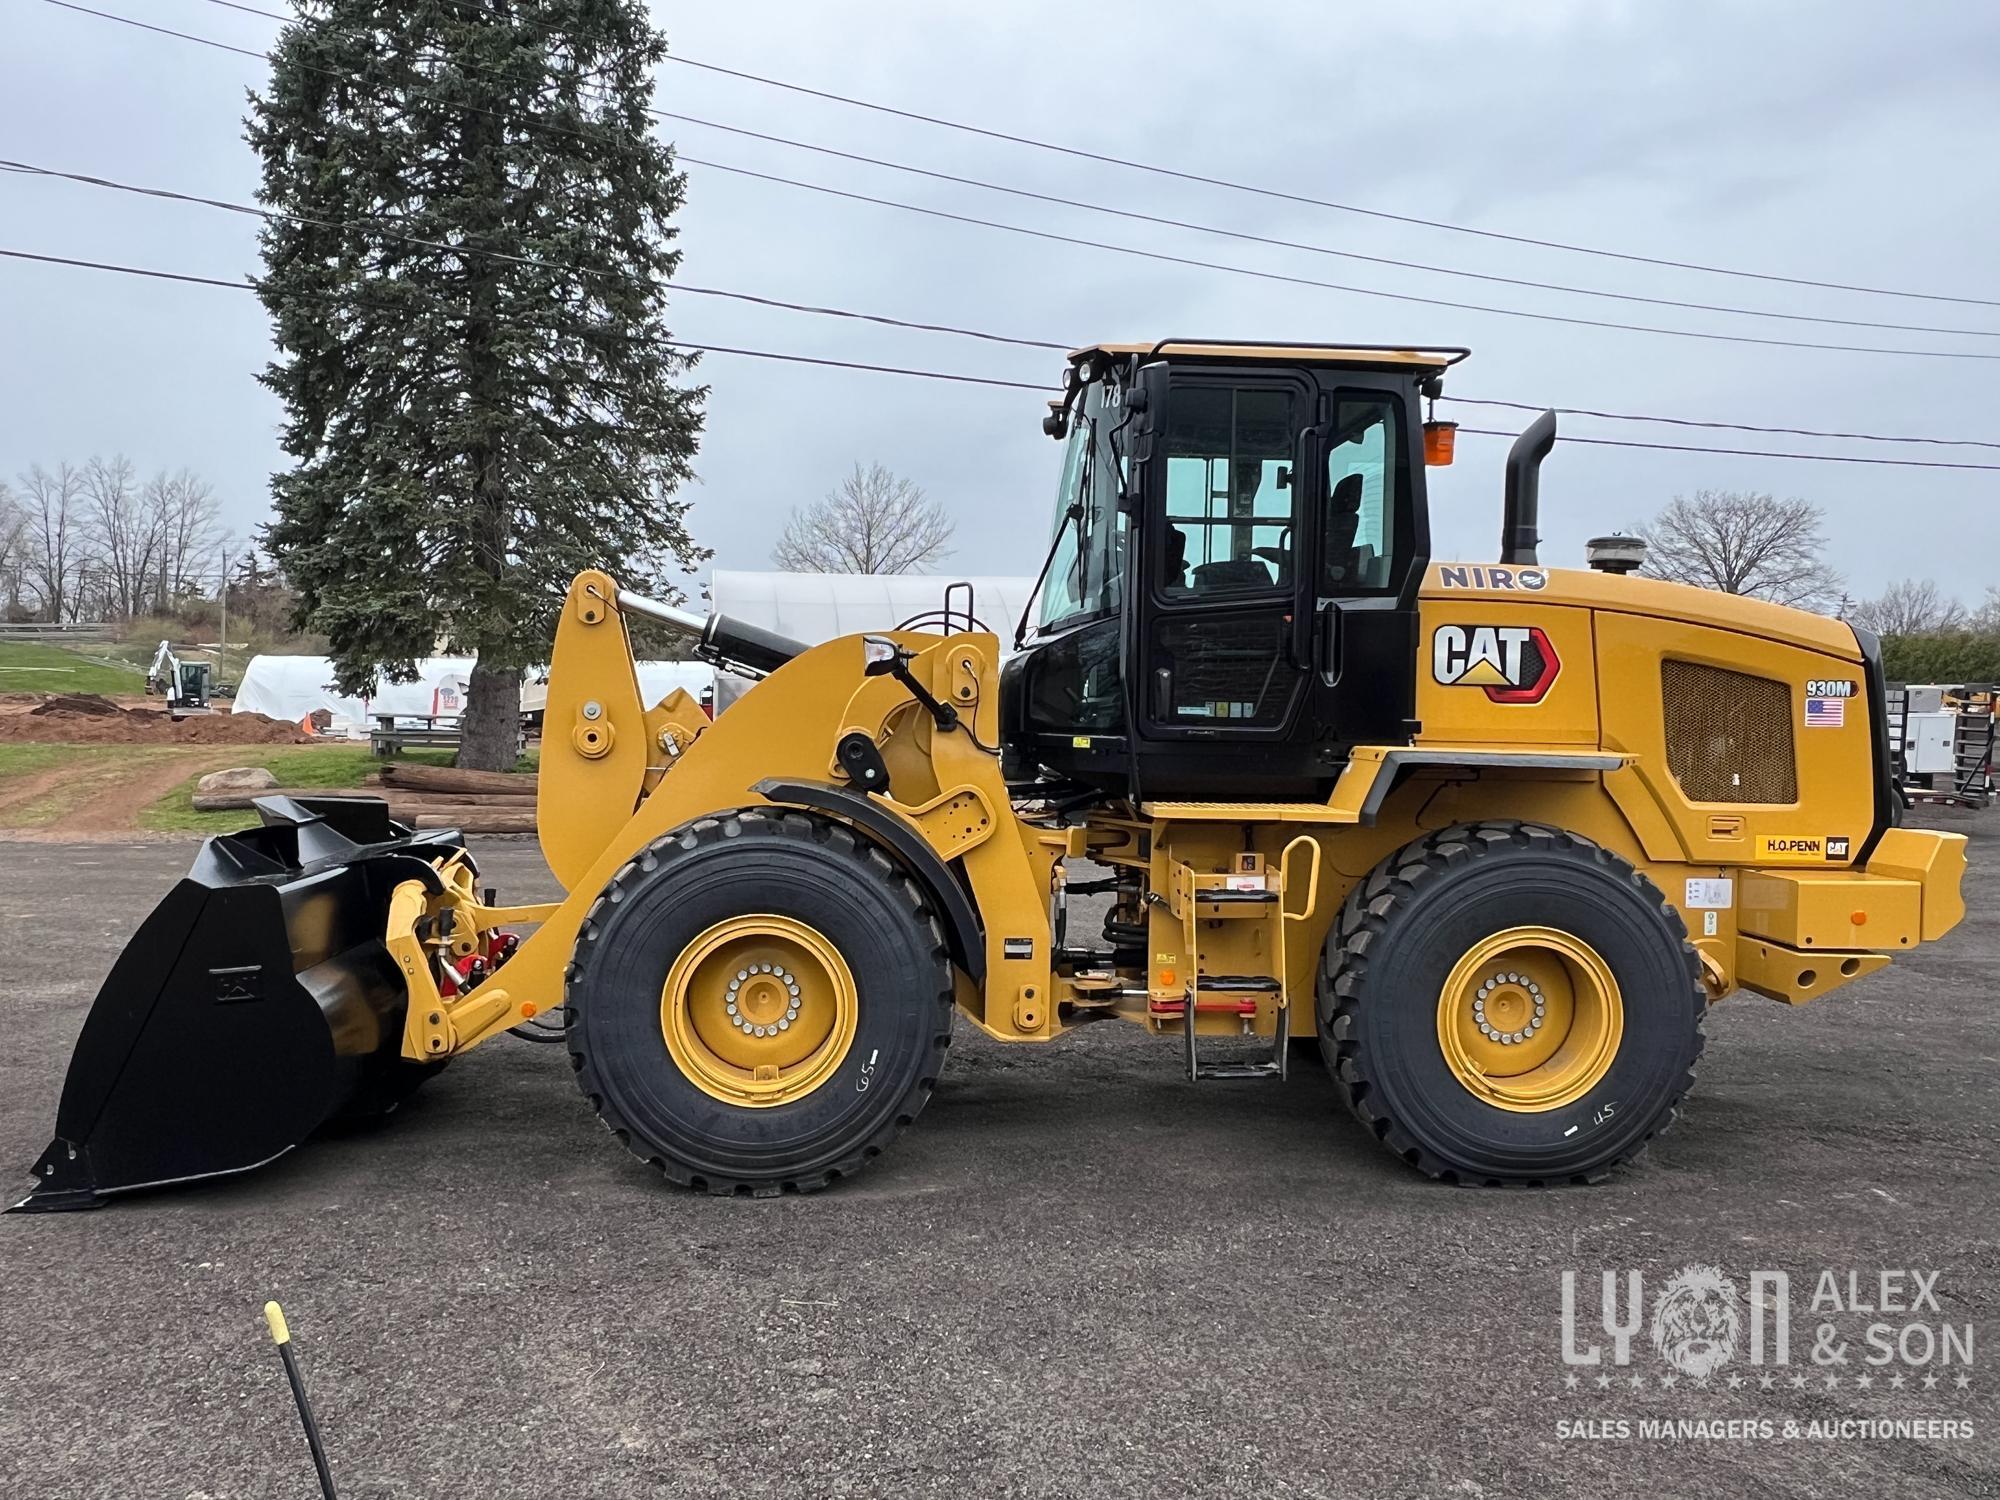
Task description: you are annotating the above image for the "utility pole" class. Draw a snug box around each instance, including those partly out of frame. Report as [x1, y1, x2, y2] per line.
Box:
[218, 548, 230, 671]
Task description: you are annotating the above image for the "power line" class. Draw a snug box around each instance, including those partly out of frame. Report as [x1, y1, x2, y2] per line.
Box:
[0, 158, 1068, 353]
[0, 247, 1051, 390]
[185, 2, 2000, 313]
[24, 151, 2000, 455]
[11, 243, 2000, 471]
[646, 112, 2000, 341]
[177, 0, 2000, 340]
[1441, 396, 2000, 453]
[1450, 428, 2000, 471]
[674, 157, 2000, 364]
[655, 56, 2000, 313]
[44, 0, 2000, 364]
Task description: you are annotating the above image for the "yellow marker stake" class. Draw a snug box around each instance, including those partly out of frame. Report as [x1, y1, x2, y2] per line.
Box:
[262, 1300, 337, 1499]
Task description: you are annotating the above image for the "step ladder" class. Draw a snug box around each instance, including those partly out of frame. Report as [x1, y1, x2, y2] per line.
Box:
[1152, 835, 1320, 1082]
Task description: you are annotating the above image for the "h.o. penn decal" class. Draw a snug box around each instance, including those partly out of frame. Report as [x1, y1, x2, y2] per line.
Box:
[1431, 623, 1560, 704]
[1757, 834, 1852, 863]
[1437, 564, 1548, 591]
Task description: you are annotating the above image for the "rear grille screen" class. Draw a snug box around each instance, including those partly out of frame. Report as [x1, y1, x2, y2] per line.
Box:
[1662, 660, 1797, 803]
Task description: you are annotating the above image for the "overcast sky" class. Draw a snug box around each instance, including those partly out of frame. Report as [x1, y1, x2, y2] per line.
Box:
[4, 0, 1997, 608]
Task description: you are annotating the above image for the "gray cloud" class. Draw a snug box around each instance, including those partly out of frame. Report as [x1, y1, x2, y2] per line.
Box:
[3, 0, 1995, 611]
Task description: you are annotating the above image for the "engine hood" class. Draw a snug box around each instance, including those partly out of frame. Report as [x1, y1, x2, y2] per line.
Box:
[1419, 563, 1859, 661]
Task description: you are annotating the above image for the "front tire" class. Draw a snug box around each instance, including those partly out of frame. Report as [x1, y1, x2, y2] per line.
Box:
[566, 809, 954, 1196]
[1319, 822, 1704, 1184]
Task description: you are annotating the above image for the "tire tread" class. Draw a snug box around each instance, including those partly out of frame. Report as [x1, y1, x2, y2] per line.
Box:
[1318, 819, 1706, 1186]
[566, 808, 954, 1196]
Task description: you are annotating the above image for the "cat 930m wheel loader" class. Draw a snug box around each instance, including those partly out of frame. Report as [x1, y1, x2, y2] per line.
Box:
[15, 340, 1968, 1209]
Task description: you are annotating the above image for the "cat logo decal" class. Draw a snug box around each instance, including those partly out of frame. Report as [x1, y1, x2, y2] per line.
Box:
[1431, 624, 1560, 704]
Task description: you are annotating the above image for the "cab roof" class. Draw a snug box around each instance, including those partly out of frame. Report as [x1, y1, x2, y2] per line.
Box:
[1073, 340, 1471, 371]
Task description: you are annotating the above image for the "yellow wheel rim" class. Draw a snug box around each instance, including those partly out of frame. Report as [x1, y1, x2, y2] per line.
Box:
[660, 915, 859, 1108]
[1435, 925, 1623, 1113]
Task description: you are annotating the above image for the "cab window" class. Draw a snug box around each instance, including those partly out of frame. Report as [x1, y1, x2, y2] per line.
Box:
[1323, 393, 1406, 594]
[1160, 385, 1298, 598]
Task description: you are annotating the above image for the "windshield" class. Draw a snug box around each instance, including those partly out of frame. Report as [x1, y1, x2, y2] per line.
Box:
[1036, 380, 1126, 630]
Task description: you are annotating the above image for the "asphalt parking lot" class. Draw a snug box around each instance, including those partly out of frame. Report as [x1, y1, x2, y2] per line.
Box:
[1, 809, 1994, 1498]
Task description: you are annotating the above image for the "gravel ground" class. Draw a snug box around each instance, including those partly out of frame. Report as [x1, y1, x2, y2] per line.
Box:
[0, 808, 1993, 1498]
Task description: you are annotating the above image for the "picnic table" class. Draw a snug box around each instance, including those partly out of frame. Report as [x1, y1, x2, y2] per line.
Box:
[370, 713, 466, 757]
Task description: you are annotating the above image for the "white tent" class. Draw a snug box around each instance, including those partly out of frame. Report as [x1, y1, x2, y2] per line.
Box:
[234, 656, 713, 736]
[708, 570, 1035, 646]
[231, 655, 475, 735]
[704, 571, 1036, 710]
[520, 661, 713, 718]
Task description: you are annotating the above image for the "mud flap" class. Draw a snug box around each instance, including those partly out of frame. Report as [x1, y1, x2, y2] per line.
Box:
[11, 797, 466, 1212]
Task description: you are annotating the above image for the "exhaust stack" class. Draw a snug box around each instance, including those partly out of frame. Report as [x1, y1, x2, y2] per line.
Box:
[1501, 409, 1558, 566]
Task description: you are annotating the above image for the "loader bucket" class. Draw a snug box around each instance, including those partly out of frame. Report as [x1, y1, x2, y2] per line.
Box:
[11, 797, 465, 1213]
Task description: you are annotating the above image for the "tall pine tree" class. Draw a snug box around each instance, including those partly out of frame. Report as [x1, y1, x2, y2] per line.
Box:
[249, 0, 705, 768]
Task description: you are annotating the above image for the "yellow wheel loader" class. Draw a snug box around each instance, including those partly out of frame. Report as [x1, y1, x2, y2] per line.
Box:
[14, 340, 1968, 1209]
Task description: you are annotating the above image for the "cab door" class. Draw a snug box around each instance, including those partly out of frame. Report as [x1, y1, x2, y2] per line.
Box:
[1305, 381, 1427, 753]
[1131, 369, 1321, 800]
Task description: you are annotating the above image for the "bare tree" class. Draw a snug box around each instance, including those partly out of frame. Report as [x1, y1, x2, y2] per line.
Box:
[0, 481, 25, 617]
[772, 462, 954, 574]
[82, 454, 159, 619]
[1848, 578, 1965, 637]
[1639, 490, 1842, 610]
[143, 468, 222, 609]
[16, 462, 86, 621]
[1971, 586, 2000, 635]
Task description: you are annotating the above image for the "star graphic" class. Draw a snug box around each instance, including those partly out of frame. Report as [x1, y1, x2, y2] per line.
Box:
[1660, 1373, 1680, 1389]
[1954, 1373, 1972, 1389]
[1694, 1375, 1711, 1389]
[1890, 1373, 1907, 1390]
[1825, 1374, 1841, 1390]
[1628, 1374, 1645, 1390]
[1759, 1374, 1777, 1390]
[1726, 1374, 1745, 1389]
[1596, 1373, 1612, 1389]
[1790, 1374, 1809, 1389]
[1855, 1374, 1874, 1390]
[1923, 1372, 1941, 1390]
[1564, 1373, 1580, 1390]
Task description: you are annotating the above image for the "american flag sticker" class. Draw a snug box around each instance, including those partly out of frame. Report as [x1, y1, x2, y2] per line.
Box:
[1805, 696, 1845, 728]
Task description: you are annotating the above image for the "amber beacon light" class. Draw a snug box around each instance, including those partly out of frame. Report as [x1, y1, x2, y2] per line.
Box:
[1423, 419, 1458, 466]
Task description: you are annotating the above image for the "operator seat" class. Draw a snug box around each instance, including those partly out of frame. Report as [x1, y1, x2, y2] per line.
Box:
[1324, 472, 1374, 588]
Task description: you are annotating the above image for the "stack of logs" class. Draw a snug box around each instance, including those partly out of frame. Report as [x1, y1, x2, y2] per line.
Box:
[191, 762, 539, 834]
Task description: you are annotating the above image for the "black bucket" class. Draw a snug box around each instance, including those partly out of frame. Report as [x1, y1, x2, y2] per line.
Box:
[11, 797, 465, 1212]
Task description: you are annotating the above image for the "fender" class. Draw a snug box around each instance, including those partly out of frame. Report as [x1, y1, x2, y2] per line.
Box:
[752, 777, 986, 980]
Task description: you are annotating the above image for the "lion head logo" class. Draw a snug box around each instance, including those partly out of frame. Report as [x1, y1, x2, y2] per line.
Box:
[1649, 1263, 1740, 1377]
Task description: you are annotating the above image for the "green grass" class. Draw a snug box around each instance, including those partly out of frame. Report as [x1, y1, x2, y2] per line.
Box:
[0, 639, 145, 694]
[0, 744, 75, 779]
[139, 745, 451, 833]
[95, 632, 266, 689]
[140, 745, 534, 833]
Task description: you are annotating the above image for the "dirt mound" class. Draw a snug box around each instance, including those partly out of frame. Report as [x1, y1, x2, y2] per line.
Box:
[29, 693, 125, 718]
[0, 697, 313, 745]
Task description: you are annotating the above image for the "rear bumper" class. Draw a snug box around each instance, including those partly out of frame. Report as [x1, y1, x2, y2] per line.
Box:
[1861, 827, 1970, 942]
[1734, 828, 1967, 1004]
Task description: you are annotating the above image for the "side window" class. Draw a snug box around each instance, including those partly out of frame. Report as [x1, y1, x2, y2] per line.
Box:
[1161, 385, 1298, 599]
[1324, 394, 1405, 594]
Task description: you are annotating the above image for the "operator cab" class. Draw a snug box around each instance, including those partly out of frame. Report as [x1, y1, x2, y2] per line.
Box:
[1001, 339, 1467, 802]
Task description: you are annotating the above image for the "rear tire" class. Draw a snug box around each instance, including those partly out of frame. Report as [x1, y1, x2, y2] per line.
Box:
[566, 809, 954, 1195]
[1318, 821, 1703, 1184]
